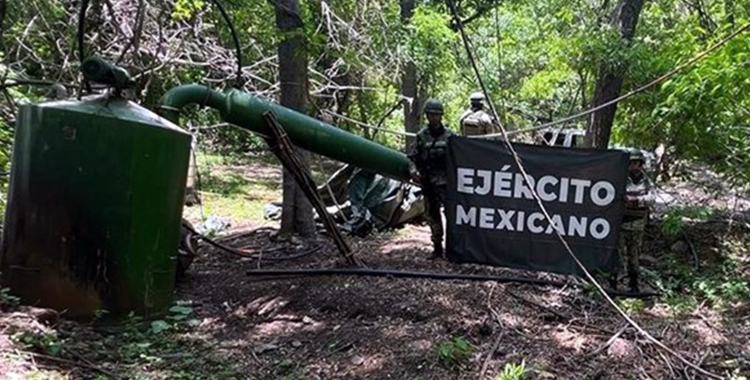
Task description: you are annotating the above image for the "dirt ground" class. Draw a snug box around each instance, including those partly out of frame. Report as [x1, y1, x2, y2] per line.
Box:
[2, 219, 749, 379]
[1, 156, 750, 379]
[171, 222, 750, 380]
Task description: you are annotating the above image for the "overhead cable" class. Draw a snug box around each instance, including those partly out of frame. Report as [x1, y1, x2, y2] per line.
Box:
[323, 109, 416, 137]
[446, 0, 722, 377]
[472, 20, 750, 139]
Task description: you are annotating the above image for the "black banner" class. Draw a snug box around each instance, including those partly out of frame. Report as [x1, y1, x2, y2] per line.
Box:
[445, 137, 628, 275]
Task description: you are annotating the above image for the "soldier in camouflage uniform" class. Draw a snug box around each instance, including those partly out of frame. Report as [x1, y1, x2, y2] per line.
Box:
[612, 150, 654, 292]
[459, 92, 495, 137]
[408, 99, 455, 259]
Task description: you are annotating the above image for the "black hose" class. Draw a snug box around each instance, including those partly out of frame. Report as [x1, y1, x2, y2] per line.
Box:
[248, 268, 567, 285]
[77, 0, 90, 64]
[182, 221, 319, 261]
[371, 98, 406, 140]
[77, 0, 93, 97]
[200, 232, 321, 261]
[207, 0, 243, 87]
[245, 268, 660, 298]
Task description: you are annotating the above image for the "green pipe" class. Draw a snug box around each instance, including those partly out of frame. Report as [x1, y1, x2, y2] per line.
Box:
[81, 56, 132, 89]
[158, 85, 411, 181]
[158, 84, 228, 124]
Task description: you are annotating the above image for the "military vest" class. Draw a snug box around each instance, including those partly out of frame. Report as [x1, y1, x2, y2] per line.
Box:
[413, 126, 454, 187]
[459, 109, 494, 136]
[624, 171, 652, 220]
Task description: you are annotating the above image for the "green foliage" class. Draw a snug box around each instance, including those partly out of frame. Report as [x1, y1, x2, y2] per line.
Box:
[169, 305, 194, 318]
[150, 303, 197, 334]
[616, 13, 750, 181]
[660, 206, 713, 238]
[184, 153, 280, 223]
[0, 0, 744, 180]
[3, 0, 750, 224]
[728, 368, 749, 380]
[173, 0, 206, 20]
[201, 126, 266, 154]
[496, 360, 526, 380]
[654, 234, 750, 311]
[13, 331, 63, 356]
[150, 319, 171, 334]
[275, 358, 308, 380]
[0, 280, 20, 309]
[662, 294, 699, 314]
[80, 304, 242, 378]
[93, 309, 111, 321]
[407, 6, 456, 88]
[695, 277, 750, 303]
[22, 369, 68, 380]
[618, 298, 647, 314]
[435, 336, 473, 368]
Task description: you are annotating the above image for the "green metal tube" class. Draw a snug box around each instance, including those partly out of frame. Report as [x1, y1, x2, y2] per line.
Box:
[81, 56, 132, 88]
[158, 85, 411, 181]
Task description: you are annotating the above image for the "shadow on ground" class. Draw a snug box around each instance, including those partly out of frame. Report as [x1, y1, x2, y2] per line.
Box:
[1, 213, 749, 379]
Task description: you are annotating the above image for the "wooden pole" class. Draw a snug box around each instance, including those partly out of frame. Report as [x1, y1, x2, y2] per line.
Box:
[262, 111, 359, 266]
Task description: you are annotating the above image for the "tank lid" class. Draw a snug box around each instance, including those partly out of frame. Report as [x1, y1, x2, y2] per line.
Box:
[37, 95, 189, 135]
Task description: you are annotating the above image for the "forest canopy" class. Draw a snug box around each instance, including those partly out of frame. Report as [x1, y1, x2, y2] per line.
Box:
[2, 0, 750, 183]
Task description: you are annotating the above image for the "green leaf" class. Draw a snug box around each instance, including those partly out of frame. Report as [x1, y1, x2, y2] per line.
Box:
[150, 320, 171, 334]
[169, 305, 193, 315]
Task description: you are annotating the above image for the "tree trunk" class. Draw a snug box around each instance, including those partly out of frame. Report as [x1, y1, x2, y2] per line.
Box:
[184, 145, 201, 206]
[585, 0, 645, 149]
[0, 0, 6, 42]
[401, 0, 420, 148]
[275, 0, 315, 237]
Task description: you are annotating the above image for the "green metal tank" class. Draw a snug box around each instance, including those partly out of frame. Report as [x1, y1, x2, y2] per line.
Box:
[0, 95, 191, 318]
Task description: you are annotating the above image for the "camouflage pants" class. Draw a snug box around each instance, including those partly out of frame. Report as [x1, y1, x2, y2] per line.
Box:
[614, 217, 646, 286]
[423, 185, 446, 247]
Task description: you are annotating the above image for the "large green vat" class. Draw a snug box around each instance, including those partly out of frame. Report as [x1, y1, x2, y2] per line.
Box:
[0, 95, 191, 318]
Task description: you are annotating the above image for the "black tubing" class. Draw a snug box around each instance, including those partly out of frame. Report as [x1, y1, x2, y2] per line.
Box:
[247, 268, 568, 285]
[202, 234, 321, 261]
[208, 0, 243, 87]
[182, 221, 320, 261]
[197, 234, 322, 261]
[78, 0, 89, 64]
[246, 268, 660, 298]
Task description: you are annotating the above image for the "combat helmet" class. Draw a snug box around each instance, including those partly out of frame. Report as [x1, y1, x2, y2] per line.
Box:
[628, 149, 646, 163]
[469, 92, 485, 102]
[424, 99, 444, 115]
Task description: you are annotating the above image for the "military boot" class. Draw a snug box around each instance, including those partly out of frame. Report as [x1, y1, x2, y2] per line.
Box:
[430, 242, 444, 260]
[628, 272, 640, 293]
[609, 272, 618, 290]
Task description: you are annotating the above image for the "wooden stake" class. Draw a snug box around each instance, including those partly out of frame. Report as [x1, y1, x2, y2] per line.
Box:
[262, 111, 358, 266]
